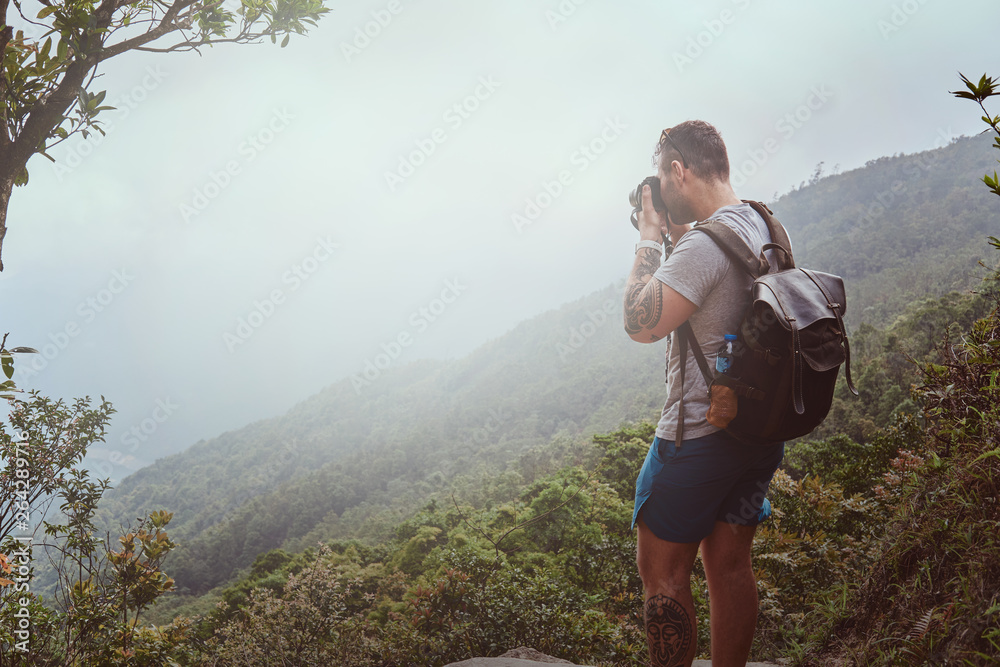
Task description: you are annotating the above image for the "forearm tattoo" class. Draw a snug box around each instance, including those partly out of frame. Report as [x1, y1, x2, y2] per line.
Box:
[624, 247, 663, 338]
[644, 594, 693, 666]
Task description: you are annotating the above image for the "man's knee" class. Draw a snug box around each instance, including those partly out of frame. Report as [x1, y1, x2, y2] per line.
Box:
[636, 548, 687, 591]
[701, 520, 755, 575]
[636, 518, 698, 593]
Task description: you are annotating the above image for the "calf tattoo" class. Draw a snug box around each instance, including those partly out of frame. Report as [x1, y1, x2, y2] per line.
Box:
[644, 594, 693, 666]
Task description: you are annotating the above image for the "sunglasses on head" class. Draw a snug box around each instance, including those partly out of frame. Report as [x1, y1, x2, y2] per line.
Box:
[659, 128, 689, 169]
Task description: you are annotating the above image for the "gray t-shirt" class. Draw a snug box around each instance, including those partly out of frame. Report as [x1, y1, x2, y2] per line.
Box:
[653, 203, 775, 442]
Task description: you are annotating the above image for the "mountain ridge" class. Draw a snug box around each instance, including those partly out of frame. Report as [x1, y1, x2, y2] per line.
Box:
[97, 133, 1000, 597]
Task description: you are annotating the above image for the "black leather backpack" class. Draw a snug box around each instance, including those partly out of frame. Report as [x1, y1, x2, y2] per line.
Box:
[675, 201, 858, 446]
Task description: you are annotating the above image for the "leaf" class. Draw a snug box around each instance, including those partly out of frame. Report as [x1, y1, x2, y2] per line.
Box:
[907, 608, 935, 640]
[952, 72, 999, 101]
[36, 5, 57, 19]
[973, 448, 1000, 464]
[281, 33, 289, 47]
[2, 354, 14, 379]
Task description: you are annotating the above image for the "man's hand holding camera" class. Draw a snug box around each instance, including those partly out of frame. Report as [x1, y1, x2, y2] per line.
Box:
[629, 175, 693, 250]
[623, 175, 698, 344]
[637, 183, 667, 244]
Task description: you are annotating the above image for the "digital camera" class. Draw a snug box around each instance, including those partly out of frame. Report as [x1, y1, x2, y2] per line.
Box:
[629, 176, 667, 229]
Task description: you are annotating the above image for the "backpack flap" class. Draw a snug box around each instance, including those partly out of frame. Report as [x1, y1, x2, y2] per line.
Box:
[752, 268, 851, 414]
[753, 269, 847, 337]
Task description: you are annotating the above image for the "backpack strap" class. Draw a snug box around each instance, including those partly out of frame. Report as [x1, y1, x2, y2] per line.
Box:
[675, 322, 716, 446]
[693, 201, 796, 277]
[745, 200, 795, 271]
[676, 328, 687, 447]
[679, 322, 715, 387]
[694, 221, 769, 278]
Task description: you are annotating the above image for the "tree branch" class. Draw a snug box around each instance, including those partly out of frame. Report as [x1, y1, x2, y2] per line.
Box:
[0, 26, 14, 148]
[0, 0, 328, 269]
[0, 19, 12, 150]
[129, 32, 270, 55]
[98, 0, 200, 61]
[6, 11, 113, 169]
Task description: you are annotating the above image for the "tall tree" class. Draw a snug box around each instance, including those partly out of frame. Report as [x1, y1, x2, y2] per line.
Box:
[0, 0, 328, 269]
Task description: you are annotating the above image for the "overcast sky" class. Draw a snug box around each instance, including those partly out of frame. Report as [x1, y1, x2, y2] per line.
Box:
[3, 0, 998, 480]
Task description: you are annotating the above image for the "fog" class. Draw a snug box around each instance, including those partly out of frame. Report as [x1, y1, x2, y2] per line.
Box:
[2, 0, 996, 480]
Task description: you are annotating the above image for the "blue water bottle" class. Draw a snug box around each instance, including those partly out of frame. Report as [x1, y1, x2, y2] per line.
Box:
[706, 334, 739, 428]
[716, 334, 738, 374]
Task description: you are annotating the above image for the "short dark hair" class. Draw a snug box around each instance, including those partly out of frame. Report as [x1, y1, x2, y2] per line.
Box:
[654, 120, 730, 182]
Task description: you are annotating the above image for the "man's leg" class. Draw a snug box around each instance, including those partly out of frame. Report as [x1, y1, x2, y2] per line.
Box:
[699, 520, 758, 667]
[635, 514, 701, 667]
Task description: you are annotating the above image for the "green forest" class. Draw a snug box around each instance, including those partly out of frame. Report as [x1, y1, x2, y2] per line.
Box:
[3, 110, 1000, 663]
[100, 134, 999, 602]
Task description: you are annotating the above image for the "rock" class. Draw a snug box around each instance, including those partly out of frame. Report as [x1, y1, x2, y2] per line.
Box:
[443, 649, 782, 667]
[499, 647, 574, 663]
[443, 647, 590, 666]
[443, 659, 589, 667]
[693, 662, 782, 666]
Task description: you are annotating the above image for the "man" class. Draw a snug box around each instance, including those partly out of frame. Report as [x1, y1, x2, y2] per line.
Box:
[623, 120, 785, 667]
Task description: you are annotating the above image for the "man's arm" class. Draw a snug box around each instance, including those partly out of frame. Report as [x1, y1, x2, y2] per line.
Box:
[624, 184, 698, 343]
[624, 249, 698, 344]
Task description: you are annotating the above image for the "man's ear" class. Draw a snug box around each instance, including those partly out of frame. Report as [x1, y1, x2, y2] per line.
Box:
[671, 159, 686, 183]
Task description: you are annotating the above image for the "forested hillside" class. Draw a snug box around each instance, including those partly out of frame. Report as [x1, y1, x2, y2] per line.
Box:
[150, 252, 999, 664]
[773, 134, 998, 327]
[6, 130, 999, 665]
[98, 133, 999, 607]
[98, 284, 667, 596]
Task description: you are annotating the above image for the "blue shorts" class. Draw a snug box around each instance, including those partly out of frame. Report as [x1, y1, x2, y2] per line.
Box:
[632, 431, 785, 543]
